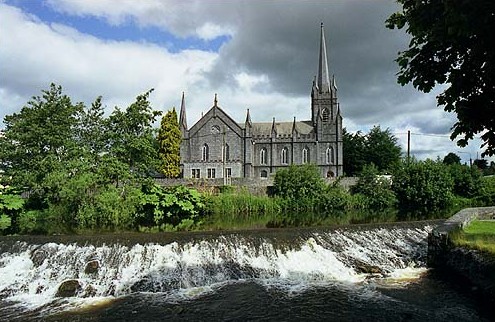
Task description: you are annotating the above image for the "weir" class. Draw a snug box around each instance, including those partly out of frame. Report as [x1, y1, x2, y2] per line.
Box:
[0, 223, 433, 320]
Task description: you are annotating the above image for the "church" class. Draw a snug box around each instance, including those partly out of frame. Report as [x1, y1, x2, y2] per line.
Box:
[179, 24, 343, 180]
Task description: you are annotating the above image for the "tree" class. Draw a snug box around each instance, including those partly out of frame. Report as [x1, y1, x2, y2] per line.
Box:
[0, 83, 83, 195]
[365, 126, 402, 173]
[473, 159, 488, 171]
[107, 89, 161, 178]
[343, 126, 402, 176]
[443, 152, 461, 165]
[386, 1, 495, 156]
[343, 129, 366, 176]
[157, 108, 181, 178]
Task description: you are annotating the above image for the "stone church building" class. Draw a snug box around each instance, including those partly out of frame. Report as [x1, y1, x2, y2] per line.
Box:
[179, 24, 343, 180]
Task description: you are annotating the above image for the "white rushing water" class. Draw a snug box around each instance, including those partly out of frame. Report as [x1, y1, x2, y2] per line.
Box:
[0, 226, 431, 314]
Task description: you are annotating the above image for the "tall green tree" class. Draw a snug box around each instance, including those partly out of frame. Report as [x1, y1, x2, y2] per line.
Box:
[343, 129, 366, 176]
[107, 89, 161, 179]
[0, 83, 83, 195]
[343, 126, 402, 176]
[386, 0, 495, 156]
[365, 126, 402, 173]
[157, 108, 181, 178]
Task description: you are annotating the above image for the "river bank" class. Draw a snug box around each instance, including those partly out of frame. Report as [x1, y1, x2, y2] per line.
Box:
[427, 206, 495, 306]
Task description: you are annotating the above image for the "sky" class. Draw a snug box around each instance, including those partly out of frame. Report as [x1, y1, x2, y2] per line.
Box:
[0, 0, 491, 164]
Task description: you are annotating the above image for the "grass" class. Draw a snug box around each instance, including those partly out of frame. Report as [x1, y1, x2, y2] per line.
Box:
[451, 220, 495, 255]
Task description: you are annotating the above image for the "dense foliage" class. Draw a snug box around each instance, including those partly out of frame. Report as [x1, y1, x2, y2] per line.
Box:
[386, 0, 495, 156]
[352, 164, 397, 210]
[392, 159, 454, 213]
[273, 164, 326, 200]
[343, 126, 402, 176]
[157, 108, 181, 178]
[0, 84, 204, 234]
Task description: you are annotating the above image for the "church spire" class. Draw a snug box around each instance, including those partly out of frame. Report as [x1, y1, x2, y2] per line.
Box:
[245, 108, 252, 127]
[179, 91, 187, 130]
[317, 22, 331, 93]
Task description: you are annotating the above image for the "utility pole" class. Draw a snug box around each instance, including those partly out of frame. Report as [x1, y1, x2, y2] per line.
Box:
[407, 130, 411, 163]
[222, 126, 226, 186]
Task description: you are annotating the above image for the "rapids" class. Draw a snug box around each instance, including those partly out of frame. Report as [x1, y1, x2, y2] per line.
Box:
[0, 222, 490, 321]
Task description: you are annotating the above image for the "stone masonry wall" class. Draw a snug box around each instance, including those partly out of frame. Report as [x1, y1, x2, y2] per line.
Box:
[427, 206, 495, 304]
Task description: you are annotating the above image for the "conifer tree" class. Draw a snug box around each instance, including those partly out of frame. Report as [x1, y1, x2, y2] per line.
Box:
[157, 108, 181, 178]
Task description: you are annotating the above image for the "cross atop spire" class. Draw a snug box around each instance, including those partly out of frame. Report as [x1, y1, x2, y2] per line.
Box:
[317, 22, 331, 93]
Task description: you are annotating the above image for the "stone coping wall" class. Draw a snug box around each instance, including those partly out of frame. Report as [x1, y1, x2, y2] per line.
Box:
[154, 177, 358, 195]
[427, 206, 495, 305]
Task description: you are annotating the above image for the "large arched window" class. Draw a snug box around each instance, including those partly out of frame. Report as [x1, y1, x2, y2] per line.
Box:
[322, 108, 330, 123]
[281, 147, 289, 165]
[260, 148, 267, 165]
[202, 144, 209, 161]
[224, 143, 230, 161]
[325, 147, 334, 164]
[302, 147, 309, 164]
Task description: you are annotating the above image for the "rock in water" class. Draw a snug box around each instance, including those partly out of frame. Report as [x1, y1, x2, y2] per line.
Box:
[84, 260, 100, 274]
[56, 280, 82, 297]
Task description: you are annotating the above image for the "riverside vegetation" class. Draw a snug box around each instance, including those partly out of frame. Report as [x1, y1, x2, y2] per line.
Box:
[451, 220, 495, 255]
[1, 84, 495, 235]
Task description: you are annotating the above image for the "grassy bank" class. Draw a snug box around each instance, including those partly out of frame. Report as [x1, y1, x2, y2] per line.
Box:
[451, 220, 495, 255]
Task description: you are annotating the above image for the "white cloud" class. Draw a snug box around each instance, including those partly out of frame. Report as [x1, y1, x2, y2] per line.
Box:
[1, 1, 493, 162]
[196, 22, 234, 41]
[46, 0, 236, 39]
[0, 3, 217, 119]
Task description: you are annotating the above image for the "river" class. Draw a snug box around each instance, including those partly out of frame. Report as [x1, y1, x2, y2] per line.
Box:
[0, 222, 491, 321]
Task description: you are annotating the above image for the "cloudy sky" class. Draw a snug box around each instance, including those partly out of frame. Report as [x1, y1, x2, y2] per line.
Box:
[0, 0, 490, 164]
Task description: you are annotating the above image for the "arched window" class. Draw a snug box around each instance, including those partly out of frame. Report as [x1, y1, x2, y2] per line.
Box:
[260, 148, 267, 165]
[322, 108, 330, 123]
[224, 143, 230, 161]
[260, 170, 268, 178]
[302, 147, 309, 164]
[202, 144, 209, 161]
[326, 147, 334, 164]
[281, 147, 288, 165]
[327, 170, 335, 178]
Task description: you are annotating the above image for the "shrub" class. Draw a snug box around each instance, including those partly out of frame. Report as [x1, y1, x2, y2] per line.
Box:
[352, 164, 397, 210]
[137, 184, 205, 230]
[392, 159, 454, 212]
[273, 164, 325, 200]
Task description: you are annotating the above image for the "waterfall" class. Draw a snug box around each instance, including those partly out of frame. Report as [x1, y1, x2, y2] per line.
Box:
[0, 225, 431, 314]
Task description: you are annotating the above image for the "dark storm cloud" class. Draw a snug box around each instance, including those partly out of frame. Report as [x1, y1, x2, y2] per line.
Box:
[203, 0, 435, 126]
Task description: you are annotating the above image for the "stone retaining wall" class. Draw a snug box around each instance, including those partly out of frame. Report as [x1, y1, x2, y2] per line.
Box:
[154, 177, 359, 195]
[427, 206, 495, 304]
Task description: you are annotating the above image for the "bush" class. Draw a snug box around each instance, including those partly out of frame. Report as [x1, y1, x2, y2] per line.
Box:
[392, 159, 454, 212]
[137, 184, 205, 231]
[448, 163, 483, 198]
[273, 164, 325, 200]
[352, 164, 397, 210]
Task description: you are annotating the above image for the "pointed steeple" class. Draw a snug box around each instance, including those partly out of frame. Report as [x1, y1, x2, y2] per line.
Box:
[271, 117, 277, 136]
[245, 108, 252, 127]
[317, 22, 331, 93]
[332, 75, 338, 93]
[292, 116, 297, 134]
[179, 91, 187, 130]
